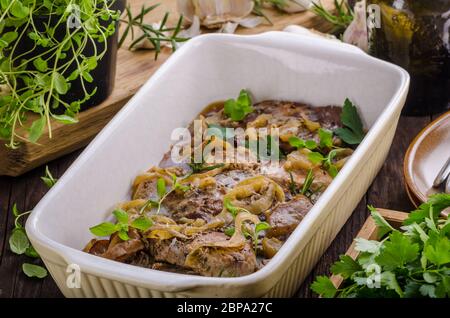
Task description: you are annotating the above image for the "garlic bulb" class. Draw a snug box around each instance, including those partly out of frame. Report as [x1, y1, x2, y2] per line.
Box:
[177, 0, 254, 28]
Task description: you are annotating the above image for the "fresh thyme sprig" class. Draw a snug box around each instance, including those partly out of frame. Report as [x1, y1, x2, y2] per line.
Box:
[118, 4, 187, 59]
[139, 174, 190, 215]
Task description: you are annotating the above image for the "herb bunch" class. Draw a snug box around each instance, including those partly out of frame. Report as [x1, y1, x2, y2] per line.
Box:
[0, 0, 121, 148]
[311, 194, 450, 298]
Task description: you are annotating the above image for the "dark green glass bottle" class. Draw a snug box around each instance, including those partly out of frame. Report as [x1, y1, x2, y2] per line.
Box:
[367, 0, 450, 115]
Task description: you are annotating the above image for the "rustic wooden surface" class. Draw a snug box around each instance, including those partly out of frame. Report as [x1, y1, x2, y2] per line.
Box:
[0, 114, 436, 298]
[0, 0, 334, 177]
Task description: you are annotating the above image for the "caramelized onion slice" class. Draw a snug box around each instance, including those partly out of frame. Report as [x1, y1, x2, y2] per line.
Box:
[223, 176, 285, 214]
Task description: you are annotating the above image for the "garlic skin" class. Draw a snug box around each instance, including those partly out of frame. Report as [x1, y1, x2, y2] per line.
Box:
[343, 0, 369, 52]
[277, 0, 312, 13]
[177, 0, 254, 28]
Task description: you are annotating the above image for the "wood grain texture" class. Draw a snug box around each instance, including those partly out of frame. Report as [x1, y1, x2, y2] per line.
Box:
[0, 0, 335, 176]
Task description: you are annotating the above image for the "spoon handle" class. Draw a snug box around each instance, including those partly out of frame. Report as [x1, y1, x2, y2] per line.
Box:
[433, 157, 450, 188]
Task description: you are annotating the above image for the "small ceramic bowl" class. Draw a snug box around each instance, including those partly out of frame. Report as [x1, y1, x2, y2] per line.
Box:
[404, 111, 450, 204]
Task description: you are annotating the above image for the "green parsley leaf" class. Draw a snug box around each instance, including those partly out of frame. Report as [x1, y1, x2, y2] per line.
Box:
[318, 128, 333, 148]
[404, 194, 450, 225]
[375, 231, 419, 269]
[331, 255, 362, 279]
[310, 276, 337, 298]
[369, 206, 395, 239]
[25, 245, 40, 258]
[354, 238, 381, 254]
[224, 89, 254, 121]
[424, 233, 450, 266]
[22, 263, 47, 279]
[334, 99, 365, 145]
[33, 57, 48, 72]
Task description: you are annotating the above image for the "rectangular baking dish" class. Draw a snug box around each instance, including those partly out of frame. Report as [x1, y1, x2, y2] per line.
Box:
[26, 29, 409, 298]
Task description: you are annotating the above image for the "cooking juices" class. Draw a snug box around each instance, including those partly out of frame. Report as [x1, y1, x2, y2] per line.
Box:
[368, 0, 450, 115]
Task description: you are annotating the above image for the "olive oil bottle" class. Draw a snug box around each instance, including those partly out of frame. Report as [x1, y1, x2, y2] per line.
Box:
[367, 0, 450, 115]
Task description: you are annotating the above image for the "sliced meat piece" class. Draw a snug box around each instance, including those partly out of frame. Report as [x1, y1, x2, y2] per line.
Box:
[83, 239, 109, 256]
[266, 194, 313, 238]
[189, 243, 256, 277]
[164, 188, 223, 221]
[148, 232, 257, 277]
[148, 232, 226, 267]
[102, 229, 145, 262]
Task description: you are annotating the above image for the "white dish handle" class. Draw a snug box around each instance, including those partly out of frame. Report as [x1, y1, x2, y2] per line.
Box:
[283, 25, 366, 55]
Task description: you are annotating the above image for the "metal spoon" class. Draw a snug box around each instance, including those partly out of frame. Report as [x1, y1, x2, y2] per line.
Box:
[433, 157, 450, 188]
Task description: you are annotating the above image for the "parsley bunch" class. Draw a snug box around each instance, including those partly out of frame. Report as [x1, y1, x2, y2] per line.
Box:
[311, 194, 450, 298]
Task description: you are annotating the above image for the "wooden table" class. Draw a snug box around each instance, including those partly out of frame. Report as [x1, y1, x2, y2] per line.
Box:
[0, 113, 437, 298]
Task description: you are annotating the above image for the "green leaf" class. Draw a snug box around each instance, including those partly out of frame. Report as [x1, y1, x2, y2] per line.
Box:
[354, 238, 381, 254]
[288, 136, 317, 150]
[0, 31, 18, 47]
[381, 271, 403, 297]
[118, 230, 129, 241]
[311, 276, 337, 298]
[32, 57, 48, 72]
[53, 72, 69, 94]
[307, 152, 324, 164]
[156, 178, 166, 198]
[51, 114, 78, 124]
[11, 1, 30, 19]
[113, 209, 129, 224]
[224, 198, 239, 218]
[331, 255, 362, 279]
[419, 284, 436, 298]
[223, 89, 254, 121]
[28, 116, 45, 143]
[375, 231, 420, 269]
[369, 207, 395, 239]
[224, 227, 235, 237]
[318, 128, 333, 148]
[22, 263, 47, 279]
[25, 245, 40, 258]
[130, 216, 153, 231]
[41, 165, 57, 188]
[89, 222, 117, 237]
[301, 169, 315, 195]
[404, 194, 450, 225]
[9, 229, 30, 254]
[12, 203, 20, 217]
[424, 234, 450, 266]
[255, 222, 270, 234]
[335, 98, 365, 145]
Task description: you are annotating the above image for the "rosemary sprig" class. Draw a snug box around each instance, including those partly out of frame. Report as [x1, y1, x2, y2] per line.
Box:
[311, 0, 354, 34]
[118, 4, 187, 59]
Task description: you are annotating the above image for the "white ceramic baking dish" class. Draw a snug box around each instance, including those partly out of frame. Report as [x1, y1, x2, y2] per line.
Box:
[26, 28, 409, 298]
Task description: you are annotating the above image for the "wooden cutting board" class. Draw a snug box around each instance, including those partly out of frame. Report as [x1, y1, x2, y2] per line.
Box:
[0, 0, 335, 176]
